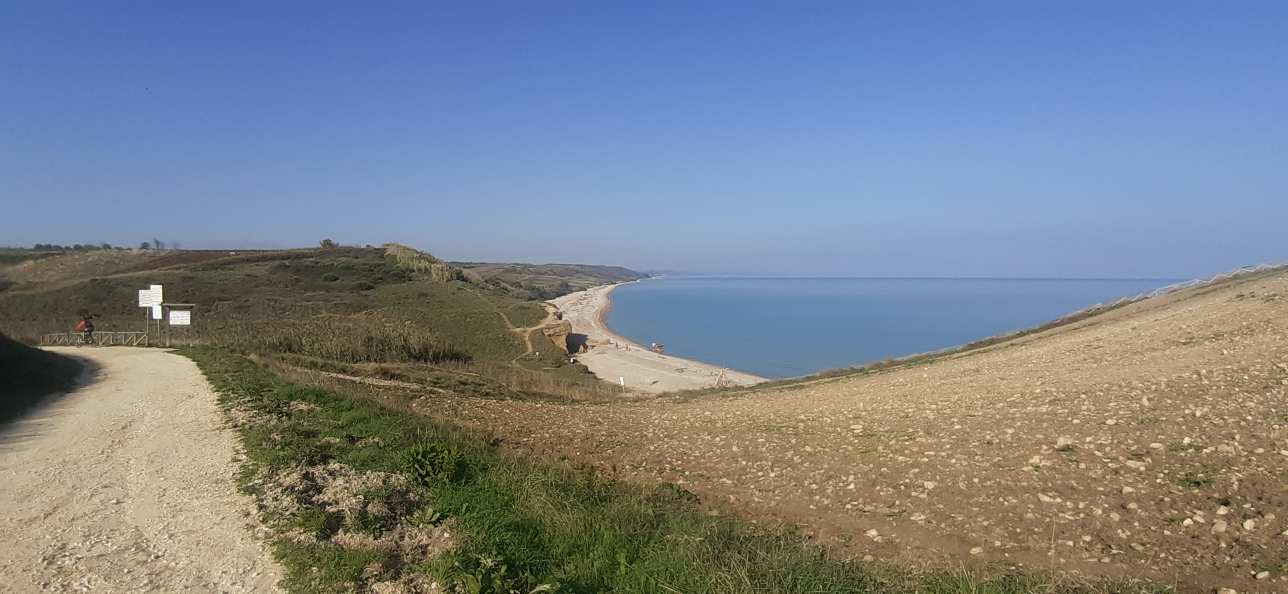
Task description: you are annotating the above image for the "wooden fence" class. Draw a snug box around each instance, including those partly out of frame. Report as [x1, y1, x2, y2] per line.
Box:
[41, 331, 149, 347]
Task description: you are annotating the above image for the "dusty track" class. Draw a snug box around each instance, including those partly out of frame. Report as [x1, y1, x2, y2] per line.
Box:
[0, 347, 280, 593]
[423, 269, 1288, 592]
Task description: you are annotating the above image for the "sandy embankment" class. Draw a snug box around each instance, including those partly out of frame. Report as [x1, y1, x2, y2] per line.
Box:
[549, 283, 766, 393]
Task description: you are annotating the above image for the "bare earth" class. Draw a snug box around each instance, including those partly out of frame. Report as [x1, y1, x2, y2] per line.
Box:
[550, 283, 766, 393]
[0, 347, 281, 594]
[432, 270, 1288, 593]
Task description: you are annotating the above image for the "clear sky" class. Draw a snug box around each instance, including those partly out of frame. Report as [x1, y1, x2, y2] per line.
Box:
[2, 2, 1285, 278]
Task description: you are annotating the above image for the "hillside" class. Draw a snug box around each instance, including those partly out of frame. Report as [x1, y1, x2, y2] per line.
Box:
[454, 261, 645, 300]
[0, 332, 84, 424]
[0, 246, 625, 401]
[407, 266, 1288, 592]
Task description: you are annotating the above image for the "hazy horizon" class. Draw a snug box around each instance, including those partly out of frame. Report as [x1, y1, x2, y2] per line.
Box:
[3, 3, 1286, 279]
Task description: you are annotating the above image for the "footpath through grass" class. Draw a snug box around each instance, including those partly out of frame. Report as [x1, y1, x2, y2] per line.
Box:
[184, 347, 1169, 594]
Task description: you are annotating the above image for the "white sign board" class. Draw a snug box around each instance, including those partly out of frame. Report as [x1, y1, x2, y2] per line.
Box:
[168, 310, 191, 326]
[151, 304, 162, 320]
[138, 285, 163, 307]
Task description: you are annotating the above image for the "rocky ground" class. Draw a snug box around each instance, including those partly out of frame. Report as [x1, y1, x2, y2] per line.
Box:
[416, 269, 1288, 593]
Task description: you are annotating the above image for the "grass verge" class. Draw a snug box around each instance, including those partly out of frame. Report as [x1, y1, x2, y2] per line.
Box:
[184, 347, 1169, 594]
[0, 332, 83, 425]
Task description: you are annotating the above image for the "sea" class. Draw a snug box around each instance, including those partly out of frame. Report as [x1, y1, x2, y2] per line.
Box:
[605, 276, 1179, 378]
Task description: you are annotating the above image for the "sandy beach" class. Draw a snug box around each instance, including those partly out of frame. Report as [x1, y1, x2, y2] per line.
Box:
[549, 282, 766, 393]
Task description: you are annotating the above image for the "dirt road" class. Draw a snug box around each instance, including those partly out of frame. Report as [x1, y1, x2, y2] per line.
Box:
[0, 347, 281, 593]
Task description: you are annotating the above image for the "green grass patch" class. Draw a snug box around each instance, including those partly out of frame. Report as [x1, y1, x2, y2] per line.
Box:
[1176, 471, 1215, 489]
[185, 347, 1169, 594]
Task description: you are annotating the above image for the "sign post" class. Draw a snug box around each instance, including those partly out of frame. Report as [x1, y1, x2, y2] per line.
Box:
[138, 285, 164, 345]
[162, 303, 195, 347]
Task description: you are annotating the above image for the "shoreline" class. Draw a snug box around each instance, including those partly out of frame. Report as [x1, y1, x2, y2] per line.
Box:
[549, 281, 766, 393]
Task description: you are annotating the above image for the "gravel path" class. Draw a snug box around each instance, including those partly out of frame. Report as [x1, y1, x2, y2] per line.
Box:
[0, 347, 281, 594]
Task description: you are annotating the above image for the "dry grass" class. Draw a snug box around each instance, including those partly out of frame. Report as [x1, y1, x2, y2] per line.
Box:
[438, 360, 629, 401]
[383, 244, 464, 283]
[205, 318, 469, 365]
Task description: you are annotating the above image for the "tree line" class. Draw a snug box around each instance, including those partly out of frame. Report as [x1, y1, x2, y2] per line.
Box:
[31, 238, 179, 251]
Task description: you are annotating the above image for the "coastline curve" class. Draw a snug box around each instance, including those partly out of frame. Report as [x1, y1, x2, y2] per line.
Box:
[549, 282, 766, 393]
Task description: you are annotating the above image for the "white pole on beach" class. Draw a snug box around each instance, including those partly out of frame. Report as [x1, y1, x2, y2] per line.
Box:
[619, 377, 625, 386]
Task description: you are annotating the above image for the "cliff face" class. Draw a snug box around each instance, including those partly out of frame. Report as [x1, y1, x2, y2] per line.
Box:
[541, 320, 573, 353]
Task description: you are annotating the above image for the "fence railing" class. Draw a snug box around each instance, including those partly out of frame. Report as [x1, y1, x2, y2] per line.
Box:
[41, 331, 149, 347]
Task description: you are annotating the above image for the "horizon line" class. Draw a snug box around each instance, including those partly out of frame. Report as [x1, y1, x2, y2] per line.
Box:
[646, 274, 1190, 282]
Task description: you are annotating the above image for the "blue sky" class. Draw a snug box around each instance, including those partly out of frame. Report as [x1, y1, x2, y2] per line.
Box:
[2, 2, 1285, 278]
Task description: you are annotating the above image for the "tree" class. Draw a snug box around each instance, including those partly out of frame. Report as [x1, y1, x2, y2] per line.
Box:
[140, 241, 151, 250]
[153, 238, 165, 250]
[319, 238, 337, 249]
[100, 242, 112, 250]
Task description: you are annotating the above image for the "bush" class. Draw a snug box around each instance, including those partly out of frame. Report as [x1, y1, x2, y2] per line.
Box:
[403, 441, 469, 485]
[322, 272, 341, 282]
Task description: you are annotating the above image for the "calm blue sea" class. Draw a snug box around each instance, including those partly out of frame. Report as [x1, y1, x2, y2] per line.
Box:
[605, 277, 1178, 378]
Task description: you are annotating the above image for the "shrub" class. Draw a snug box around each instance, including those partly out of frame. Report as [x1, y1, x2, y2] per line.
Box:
[322, 272, 341, 282]
[403, 441, 469, 485]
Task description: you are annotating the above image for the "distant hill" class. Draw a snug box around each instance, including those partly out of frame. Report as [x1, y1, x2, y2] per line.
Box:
[0, 245, 629, 400]
[453, 262, 646, 300]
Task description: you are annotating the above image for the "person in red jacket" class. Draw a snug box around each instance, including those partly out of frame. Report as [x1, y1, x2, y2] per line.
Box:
[74, 315, 95, 345]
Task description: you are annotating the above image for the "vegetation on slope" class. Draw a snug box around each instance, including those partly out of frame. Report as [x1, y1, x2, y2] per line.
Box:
[384, 243, 466, 283]
[0, 332, 83, 425]
[0, 246, 622, 401]
[0, 248, 58, 267]
[188, 347, 1164, 594]
[454, 262, 645, 300]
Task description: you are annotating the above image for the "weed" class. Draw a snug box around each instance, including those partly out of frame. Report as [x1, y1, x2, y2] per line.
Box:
[1176, 472, 1214, 489]
[410, 506, 445, 527]
[403, 441, 470, 486]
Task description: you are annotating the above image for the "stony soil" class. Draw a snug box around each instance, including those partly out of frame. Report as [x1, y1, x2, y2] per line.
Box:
[0, 347, 281, 593]
[417, 269, 1288, 593]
